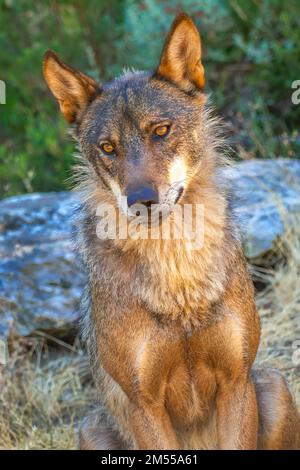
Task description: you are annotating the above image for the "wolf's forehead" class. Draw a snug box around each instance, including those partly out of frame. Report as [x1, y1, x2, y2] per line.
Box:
[87, 74, 197, 140]
[114, 87, 145, 114]
[90, 94, 156, 136]
[111, 83, 171, 117]
[103, 85, 184, 126]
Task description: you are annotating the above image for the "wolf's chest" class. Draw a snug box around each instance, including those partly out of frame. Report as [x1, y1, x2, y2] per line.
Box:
[132, 240, 227, 329]
[137, 265, 224, 330]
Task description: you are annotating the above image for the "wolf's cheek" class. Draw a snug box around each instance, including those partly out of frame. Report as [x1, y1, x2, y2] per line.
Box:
[169, 156, 187, 190]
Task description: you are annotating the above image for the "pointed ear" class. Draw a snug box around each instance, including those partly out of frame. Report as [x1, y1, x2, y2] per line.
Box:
[156, 13, 205, 91]
[43, 50, 100, 123]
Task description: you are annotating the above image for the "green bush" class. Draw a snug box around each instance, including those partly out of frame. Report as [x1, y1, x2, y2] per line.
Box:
[0, 0, 299, 198]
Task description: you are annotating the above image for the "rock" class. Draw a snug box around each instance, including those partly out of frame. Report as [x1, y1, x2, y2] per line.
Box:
[0, 192, 84, 340]
[0, 159, 299, 339]
[224, 159, 300, 258]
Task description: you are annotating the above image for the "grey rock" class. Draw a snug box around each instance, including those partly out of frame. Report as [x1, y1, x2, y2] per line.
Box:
[0, 159, 299, 339]
[0, 192, 84, 340]
[224, 159, 300, 258]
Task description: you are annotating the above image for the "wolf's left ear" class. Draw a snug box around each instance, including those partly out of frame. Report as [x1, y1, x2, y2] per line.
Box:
[156, 13, 205, 91]
[43, 50, 100, 123]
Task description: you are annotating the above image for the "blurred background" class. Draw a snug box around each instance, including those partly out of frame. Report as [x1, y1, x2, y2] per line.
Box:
[1, 0, 300, 198]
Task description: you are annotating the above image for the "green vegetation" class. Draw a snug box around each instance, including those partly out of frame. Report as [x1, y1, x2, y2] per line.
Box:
[1, 0, 300, 198]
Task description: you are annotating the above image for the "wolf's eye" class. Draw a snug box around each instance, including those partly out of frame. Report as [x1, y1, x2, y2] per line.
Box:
[100, 142, 115, 155]
[154, 125, 170, 138]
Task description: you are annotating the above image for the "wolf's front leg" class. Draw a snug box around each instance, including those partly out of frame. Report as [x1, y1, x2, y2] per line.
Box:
[129, 401, 180, 450]
[216, 373, 258, 449]
[93, 298, 183, 450]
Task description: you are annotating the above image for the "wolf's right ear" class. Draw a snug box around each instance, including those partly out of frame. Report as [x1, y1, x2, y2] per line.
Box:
[156, 13, 205, 92]
[43, 50, 100, 123]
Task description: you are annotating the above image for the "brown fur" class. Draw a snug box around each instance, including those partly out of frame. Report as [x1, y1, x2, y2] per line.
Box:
[43, 13, 300, 450]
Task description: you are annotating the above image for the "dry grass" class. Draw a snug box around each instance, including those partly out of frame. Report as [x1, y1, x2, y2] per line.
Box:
[254, 218, 300, 406]
[0, 223, 299, 449]
[0, 341, 96, 450]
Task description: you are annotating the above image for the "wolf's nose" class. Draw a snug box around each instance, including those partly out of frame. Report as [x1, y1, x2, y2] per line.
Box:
[126, 184, 159, 208]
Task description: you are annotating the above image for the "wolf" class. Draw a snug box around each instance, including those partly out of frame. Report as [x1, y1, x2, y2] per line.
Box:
[43, 13, 300, 449]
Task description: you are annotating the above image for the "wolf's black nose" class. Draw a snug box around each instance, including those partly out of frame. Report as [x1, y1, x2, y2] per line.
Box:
[126, 183, 159, 208]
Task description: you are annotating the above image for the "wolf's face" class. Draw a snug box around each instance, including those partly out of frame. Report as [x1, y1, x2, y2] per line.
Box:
[78, 73, 206, 212]
[43, 14, 206, 214]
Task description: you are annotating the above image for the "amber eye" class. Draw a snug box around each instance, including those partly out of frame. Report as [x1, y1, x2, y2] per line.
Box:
[154, 125, 170, 138]
[100, 142, 115, 155]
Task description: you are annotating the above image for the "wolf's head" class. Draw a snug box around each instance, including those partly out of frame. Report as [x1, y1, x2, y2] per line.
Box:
[43, 14, 217, 216]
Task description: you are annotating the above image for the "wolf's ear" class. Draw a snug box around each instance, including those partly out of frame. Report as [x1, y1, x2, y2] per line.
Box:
[156, 13, 205, 91]
[43, 50, 99, 123]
